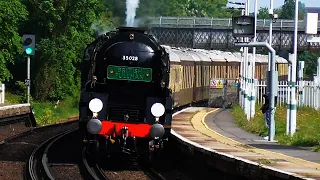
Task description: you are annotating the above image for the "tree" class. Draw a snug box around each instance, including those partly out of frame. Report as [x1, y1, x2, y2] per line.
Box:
[298, 52, 319, 78]
[280, 0, 306, 20]
[0, 0, 28, 82]
[20, 0, 105, 101]
[257, 7, 269, 19]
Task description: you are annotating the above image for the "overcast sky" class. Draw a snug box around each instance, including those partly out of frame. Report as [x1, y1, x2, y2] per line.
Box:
[227, 0, 320, 12]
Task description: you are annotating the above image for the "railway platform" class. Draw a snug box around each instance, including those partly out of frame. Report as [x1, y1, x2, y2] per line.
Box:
[171, 107, 320, 180]
[0, 103, 32, 119]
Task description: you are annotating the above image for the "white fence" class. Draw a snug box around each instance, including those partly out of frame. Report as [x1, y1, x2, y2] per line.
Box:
[0, 84, 4, 104]
[255, 80, 320, 109]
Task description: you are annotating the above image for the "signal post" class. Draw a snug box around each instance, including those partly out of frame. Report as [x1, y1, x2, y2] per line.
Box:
[22, 34, 35, 104]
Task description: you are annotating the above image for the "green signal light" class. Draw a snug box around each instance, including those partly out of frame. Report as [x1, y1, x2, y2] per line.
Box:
[25, 47, 33, 55]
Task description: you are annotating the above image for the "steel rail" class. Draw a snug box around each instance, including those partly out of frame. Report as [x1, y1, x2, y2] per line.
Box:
[81, 148, 109, 180]
[143, 167, 166, 180]
[24, 129, 76, 180]
[41, 129, 78, 179]
[2, 118, 78, 144]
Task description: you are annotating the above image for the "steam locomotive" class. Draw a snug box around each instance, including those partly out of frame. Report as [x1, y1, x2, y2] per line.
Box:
[79, 26, 289, 161]
[79, 27, 172, 159]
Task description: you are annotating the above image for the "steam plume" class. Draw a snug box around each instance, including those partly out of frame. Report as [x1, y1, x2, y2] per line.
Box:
[126, 0, 140, 26]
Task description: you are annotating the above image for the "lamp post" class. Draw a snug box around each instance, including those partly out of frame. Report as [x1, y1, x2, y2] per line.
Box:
[228, 1, 246, 111]
[268, 0, 273, 71]
[243, 0, 250, 118]
[235, 42, 277, 141]
[250, 0, 258, 119]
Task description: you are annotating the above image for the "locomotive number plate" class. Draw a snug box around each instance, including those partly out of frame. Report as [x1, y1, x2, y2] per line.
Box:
[107, 65, 152, 82]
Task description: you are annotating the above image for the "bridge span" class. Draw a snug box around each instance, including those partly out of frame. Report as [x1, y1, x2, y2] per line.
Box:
[148, 17, 320, 51]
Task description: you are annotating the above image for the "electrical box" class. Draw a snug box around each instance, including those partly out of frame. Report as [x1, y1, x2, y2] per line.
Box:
[267, 71, 278, 96]
[299, 61, 305, 70]
[305, 13, 318, 35]
[232, 15, 255, 38]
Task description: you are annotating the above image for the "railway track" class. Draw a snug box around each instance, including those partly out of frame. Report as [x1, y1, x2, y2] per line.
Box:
[0, 115, 78, 144]
[81, 148, 110, 180]
[141, 163, 166, 180]
[81, 147, 166, 180]
[0, 114, 35, 143]
[24, 129, 77, 180]
[2, 103, 225, 180]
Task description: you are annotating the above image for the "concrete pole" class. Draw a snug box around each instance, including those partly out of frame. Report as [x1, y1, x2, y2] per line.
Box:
[1, 84, 4, 104]
[239, 8, 245, 109]
[298, 61, 304, 107]
[27, 55, 30, 104]
[315, 58, 320, 110]
[240, 48, 244, 108]
[286, 61, 292, 135]
[250, 0, 258, 119]
[244, 0, 250, 117]
[317, 58, 320, 110]
[289, 0, 299, 136]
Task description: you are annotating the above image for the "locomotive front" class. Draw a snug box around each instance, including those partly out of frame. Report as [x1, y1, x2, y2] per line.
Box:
[79, 27, 172, 157]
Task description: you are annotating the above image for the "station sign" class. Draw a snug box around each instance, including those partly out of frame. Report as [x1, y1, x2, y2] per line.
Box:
[232, 15, 255, 38]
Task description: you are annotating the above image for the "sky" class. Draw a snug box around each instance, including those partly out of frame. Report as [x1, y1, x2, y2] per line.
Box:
[227, 0, 320, 12]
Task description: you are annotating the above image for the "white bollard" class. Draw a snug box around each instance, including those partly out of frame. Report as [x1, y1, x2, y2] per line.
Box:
[0, 84, 4, 104]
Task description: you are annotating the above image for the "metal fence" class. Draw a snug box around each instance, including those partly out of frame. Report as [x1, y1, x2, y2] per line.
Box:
[0, 84, 4, 104]
[255, 80, 320, 109]
[148, 17, 320, 31]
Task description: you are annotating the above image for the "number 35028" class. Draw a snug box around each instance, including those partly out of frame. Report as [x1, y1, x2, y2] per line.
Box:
[122, 55, 138, 61]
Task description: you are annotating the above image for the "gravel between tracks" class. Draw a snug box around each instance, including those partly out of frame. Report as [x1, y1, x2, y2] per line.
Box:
[47, 130, 83, 180]
[0, 122, 32, 142]
[102, 153, 150, 180]
[0, 122, 77, 180]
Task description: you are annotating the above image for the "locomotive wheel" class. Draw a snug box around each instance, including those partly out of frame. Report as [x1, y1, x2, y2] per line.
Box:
[86, 140, 100, 163]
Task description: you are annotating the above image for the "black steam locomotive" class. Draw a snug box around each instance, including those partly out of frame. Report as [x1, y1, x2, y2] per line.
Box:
[79, 27, 172, 159]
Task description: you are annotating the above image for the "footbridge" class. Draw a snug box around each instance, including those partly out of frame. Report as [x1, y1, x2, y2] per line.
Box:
[148, 17, 320, 51]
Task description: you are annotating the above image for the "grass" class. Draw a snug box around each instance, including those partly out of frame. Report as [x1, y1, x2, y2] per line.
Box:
[5, 92, 78, 126]
[231, 103, 320, 152]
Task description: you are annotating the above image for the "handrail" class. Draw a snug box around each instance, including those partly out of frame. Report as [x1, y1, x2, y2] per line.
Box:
[147, 16, 320, 30]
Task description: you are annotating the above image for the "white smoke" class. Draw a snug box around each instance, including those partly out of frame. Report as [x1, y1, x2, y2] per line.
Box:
[126, 0, 140, 26]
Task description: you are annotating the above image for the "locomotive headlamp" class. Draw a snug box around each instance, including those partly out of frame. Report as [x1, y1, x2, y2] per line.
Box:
[150, 124, 165, 139]
[151, 103, 165, 118]
[87, 118, 102, 134]
[89, 98, 103, 113]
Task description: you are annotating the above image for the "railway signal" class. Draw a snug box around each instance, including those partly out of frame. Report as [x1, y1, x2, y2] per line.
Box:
[22, 34, 35, 104]
[22, 34, 35, 55]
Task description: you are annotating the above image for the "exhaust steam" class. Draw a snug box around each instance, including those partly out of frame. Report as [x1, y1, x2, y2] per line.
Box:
[126, 0, 140, 26]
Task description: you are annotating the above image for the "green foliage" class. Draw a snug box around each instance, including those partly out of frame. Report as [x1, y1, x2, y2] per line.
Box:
[0, 0, 28, 82]
[298, 51, 318, 78]
[278, 0, 306, 20]
[231, 104, 320, 152]
[257, 7, 269, 19]
[257, 0, 306, 20]
[20, 0, 102, 101]
[32, 100, 78, 126]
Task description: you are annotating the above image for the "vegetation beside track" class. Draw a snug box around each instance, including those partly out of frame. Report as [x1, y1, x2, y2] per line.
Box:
[5, 92, 78, 126]
[231, 104, 320, 152]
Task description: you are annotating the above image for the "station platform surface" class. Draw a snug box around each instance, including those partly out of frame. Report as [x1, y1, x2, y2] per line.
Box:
[0, 103, 31, 119]
[171, 107, 320, 180]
